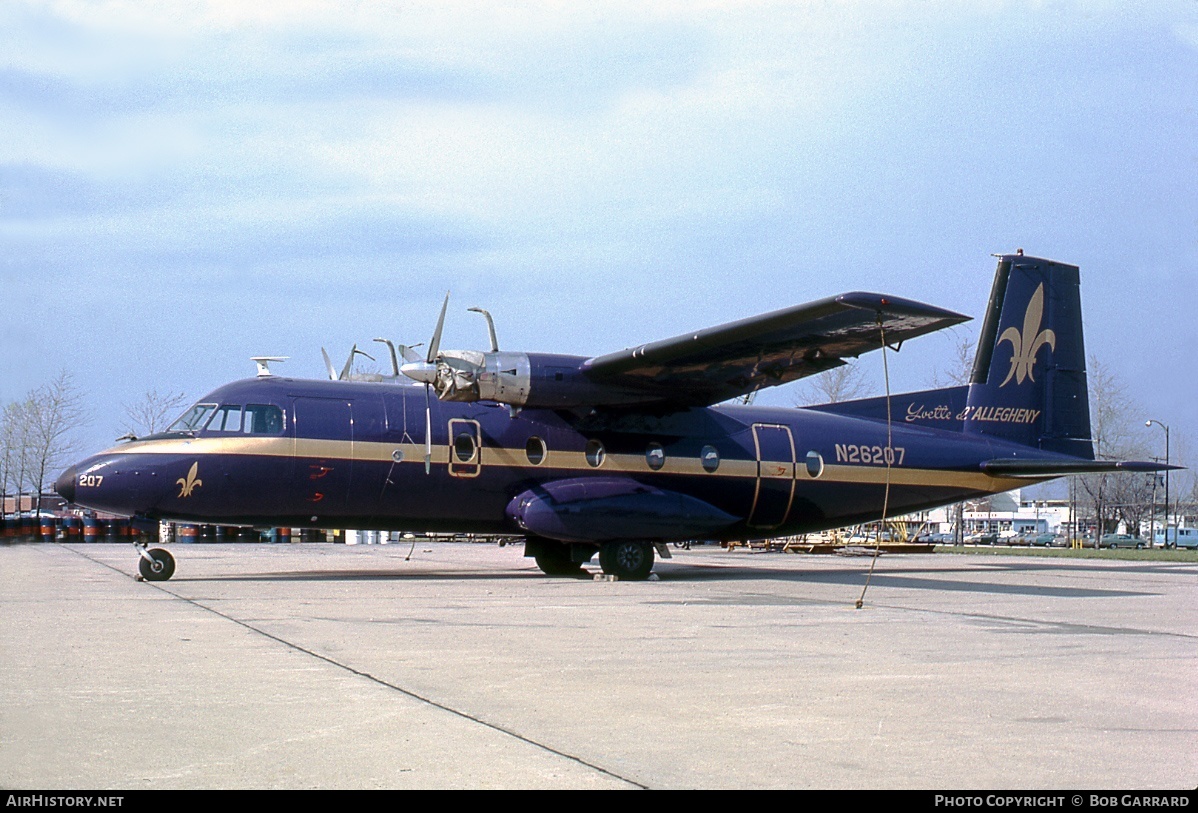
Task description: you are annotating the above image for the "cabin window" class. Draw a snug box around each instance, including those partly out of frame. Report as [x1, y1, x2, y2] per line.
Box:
[454, 432, 478, 463]
[243, 404, 284, 434]
[526, 436, 547, 465]
[806, 451, 824, 479]
[701, 445, 720, 473]
[585, 439, 606, 468]
[646, 443, 665, 471]
[208, 405, 243, 432]
[168, 403, 216, 433]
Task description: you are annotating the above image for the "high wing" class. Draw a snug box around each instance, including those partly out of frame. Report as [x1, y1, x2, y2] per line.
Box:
[581, 292, 970, 408]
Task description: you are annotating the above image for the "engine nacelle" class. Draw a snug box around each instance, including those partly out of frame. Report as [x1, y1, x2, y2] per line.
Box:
[406, 351, 652, 409]
[434, 350, 532, 404]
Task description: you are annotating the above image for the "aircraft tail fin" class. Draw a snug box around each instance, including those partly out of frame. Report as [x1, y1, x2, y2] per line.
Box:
[962, 253, 1092, 458]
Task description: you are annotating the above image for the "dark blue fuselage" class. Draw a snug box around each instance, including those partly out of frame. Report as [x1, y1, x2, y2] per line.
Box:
[61, 375, 1036, 541]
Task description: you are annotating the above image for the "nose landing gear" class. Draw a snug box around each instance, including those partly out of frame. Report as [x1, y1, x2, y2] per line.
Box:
[136, 544, 176, 582]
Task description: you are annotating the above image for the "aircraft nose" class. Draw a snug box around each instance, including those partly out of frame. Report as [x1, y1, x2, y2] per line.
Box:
[55, 466, 77, 504]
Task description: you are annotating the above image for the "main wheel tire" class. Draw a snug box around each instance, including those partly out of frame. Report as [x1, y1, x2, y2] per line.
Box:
[534, 544, 585, 577]
[598, 540, 654, 581]
[139, 548, 176, 581]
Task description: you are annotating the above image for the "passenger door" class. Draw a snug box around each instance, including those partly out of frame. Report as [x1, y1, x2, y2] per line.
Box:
[747, 423, 795, 529]
[292, 397, 353, 517]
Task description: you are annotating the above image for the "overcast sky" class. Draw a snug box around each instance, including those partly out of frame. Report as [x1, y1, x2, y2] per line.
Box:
[2, 0, 1195, 472]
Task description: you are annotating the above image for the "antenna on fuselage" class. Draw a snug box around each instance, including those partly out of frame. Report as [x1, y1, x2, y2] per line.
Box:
[251, 356, 288, 377]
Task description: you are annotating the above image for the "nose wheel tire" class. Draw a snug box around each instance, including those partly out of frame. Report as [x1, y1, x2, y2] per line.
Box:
[598, 540, 654, 581]
[138, 548, 176, 581]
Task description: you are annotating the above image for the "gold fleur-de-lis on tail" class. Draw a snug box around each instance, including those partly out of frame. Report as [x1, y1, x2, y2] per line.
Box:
[997, 283, 1056, 386]
[176, 462, 203, 498]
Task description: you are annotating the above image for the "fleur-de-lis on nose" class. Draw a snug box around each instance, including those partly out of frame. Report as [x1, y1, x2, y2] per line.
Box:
[176, 462, 203, 498]
[997, 283, 1056, 386]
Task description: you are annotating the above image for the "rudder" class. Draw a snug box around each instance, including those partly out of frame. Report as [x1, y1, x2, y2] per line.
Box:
[964, 253, 1093, 458]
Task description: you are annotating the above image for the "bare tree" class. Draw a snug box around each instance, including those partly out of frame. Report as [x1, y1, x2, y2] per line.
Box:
[923, 329, 977, 543]
[1075, 356, 1149, 537]
[1106, 469, 1155, 539]
[1, 400, 32, 517]
[930, 329, 976, 389]
[1161, 430, 1195, 533]
[25, 371, 88, 513]
[793, 363, 872, 406]
[122, 389, 190, 438]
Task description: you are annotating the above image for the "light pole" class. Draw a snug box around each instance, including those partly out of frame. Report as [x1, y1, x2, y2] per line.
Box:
[1147, 465, 1160, 550]
[1146, 420, 1170, 547]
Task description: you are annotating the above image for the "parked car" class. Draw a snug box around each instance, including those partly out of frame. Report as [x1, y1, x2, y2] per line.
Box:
[1100, 533, 1145, 549]
[964, 532, 998, 545]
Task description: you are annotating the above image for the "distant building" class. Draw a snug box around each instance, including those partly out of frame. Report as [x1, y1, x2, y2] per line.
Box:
[916, 490, 1074, 536]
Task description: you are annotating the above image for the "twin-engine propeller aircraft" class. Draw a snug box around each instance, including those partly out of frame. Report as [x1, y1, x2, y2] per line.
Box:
[57, 253, 1167, 581]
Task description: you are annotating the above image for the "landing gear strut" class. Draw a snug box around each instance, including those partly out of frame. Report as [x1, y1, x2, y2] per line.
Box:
[136, 544, 176, 581]
[598, 540, 654, 581]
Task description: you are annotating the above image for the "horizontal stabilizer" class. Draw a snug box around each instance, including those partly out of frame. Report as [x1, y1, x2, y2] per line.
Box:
[980, 458, 1181, 478]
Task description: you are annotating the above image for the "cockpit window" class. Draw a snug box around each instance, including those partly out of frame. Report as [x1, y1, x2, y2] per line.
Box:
[208, 405, 243, 432]
[167, 403, 217, 433]
[243, 404, 284, 435]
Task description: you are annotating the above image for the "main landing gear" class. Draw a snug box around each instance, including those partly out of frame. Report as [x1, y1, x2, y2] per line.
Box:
[598, 540, 655, 581]
[532, 541, 588, 577]
[527, 537, 657, 581]
[136, 543, 176, 582]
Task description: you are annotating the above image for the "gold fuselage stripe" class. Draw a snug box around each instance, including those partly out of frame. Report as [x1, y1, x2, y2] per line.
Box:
[101, 435, 1026, 493]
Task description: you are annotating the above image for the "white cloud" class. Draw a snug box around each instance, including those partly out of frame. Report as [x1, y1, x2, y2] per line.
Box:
[3, 0, 1196, 451]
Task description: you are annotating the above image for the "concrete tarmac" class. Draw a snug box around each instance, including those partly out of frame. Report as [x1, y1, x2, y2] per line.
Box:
[1, 541, 1195, 789]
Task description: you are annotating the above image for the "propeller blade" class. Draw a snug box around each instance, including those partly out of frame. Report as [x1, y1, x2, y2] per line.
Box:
[426, 292, 450, 364]
[373, 338, 400, 377]
[398, 343, 423, 363]
[339, 344, 358, 381]
[468, 307, 499, 352]
[321, 348, 337, 381]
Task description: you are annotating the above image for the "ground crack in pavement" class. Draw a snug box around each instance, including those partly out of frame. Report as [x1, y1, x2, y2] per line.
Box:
[66, 547, 647, 789]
